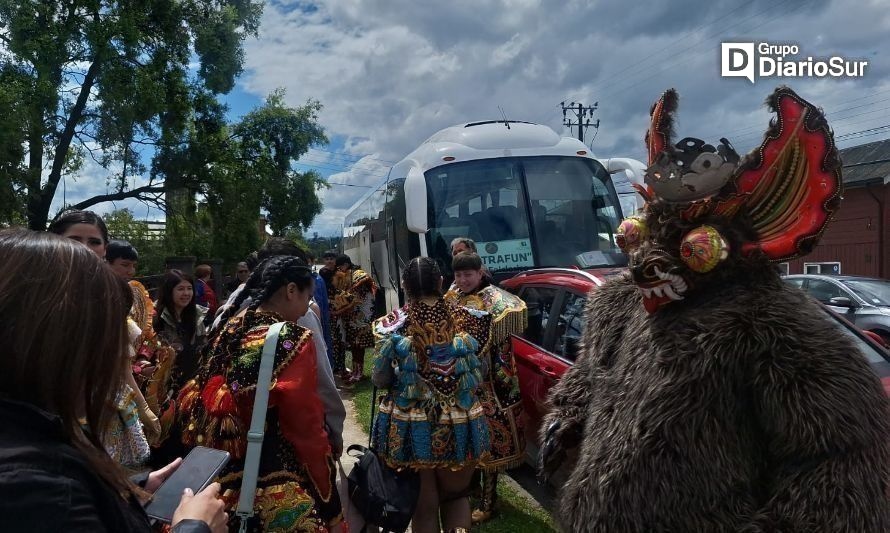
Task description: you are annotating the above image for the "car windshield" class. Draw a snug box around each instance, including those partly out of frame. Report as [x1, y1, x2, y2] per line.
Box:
[840, 279, 890, 306]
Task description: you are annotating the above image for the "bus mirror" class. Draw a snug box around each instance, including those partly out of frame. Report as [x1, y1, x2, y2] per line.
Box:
[405, 166, 428, 233]
[602, 158, 647, 187]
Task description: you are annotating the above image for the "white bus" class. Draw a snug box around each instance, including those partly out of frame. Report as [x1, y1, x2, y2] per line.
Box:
[342, 120, 646, 312]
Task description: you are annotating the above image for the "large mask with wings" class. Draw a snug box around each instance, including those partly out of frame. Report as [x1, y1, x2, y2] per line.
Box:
[617, 86, 842, 314]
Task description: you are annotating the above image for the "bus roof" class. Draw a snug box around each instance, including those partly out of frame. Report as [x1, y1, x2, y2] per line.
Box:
[406, 120, 595, 173]
[343, 120, 597, 219]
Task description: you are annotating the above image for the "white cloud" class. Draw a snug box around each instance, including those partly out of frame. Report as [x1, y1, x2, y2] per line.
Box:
[53, 0, 890, 236]
[238, 0, 890, 235]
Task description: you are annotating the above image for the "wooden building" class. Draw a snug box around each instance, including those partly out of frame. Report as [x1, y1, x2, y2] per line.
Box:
[784, 138, 890, 278]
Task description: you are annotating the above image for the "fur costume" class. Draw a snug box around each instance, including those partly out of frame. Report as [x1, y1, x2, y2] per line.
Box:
[540, 86, 890, 532]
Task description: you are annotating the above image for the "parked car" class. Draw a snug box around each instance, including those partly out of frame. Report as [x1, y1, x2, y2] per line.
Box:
[783, 274, 890, 343]
[504, 268, 890, 467]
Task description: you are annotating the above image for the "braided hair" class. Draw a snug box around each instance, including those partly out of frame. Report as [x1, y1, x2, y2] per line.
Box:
[204, 255, 315, 376]
[214, 255, 314, 327]
[402, 256, 442, 301]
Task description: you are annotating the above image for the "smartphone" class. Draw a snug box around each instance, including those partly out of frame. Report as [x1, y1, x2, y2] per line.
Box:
[145, 446, 230, 523]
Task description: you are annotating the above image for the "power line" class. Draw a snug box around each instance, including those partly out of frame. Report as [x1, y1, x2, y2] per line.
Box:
[307, 146, 398, 165]
[698, 86, 890, 142]
[324, 180, 375, 188]
[596, 0, 808, 103]
[561, 101, 599, 143]
[536, 1, 772, 124]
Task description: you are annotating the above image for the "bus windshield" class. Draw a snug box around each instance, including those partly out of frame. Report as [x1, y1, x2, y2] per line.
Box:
[424, 155, 626, 276]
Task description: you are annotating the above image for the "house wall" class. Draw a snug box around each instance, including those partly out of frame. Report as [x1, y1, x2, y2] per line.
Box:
[786, 186, 885, 277]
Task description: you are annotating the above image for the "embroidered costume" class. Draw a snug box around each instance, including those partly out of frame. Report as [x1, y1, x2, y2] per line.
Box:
[371, 300, 490, 468]
[178, 310, 340, 532]
[540, 87, 890, 532]
[331, 268, 377, 350]
[103, 318, 151, 468]
[445, 285, 527, 471]
[128, 280, 162, 383]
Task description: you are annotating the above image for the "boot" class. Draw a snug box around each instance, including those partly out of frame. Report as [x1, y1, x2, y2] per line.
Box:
[471, 471, 498, 524]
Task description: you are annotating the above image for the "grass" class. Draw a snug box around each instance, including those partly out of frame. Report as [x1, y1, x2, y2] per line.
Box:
[347, 353, 557, 533]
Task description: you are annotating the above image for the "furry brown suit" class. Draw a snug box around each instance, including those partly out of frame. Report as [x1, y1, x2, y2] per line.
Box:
[543, 261, 890, 532]
[541, 86, 890, 531]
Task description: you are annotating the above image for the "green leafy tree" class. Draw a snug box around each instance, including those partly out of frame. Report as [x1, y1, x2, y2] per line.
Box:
[103, 207, 166, 275]
[234, 90, 328, 236]
[0, 0, 263, 229]
[153, 89, 330, 263]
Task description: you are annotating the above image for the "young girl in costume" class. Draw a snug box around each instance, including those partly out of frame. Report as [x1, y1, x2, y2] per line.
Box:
[178, 255, 343, 532]
[371, 256, 490, 533]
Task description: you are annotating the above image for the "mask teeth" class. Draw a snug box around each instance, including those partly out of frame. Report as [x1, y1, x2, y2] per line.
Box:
[663, 284, 684, 301]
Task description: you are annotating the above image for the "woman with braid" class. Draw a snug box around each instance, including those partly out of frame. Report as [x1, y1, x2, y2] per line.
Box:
[371, 257, 490, 533]
[177, 256, 343, 532]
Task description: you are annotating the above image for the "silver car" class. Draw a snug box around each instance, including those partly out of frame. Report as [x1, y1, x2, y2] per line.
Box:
[783, 274, 890, 343]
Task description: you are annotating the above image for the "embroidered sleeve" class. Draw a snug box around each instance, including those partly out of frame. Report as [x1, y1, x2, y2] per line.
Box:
[271, 331, 334, 499]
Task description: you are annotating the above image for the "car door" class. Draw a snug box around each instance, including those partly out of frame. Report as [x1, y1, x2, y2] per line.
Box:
[510, 285, 567, 456]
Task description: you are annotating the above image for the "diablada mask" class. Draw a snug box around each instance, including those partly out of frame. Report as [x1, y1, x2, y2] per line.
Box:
[617, 86, 842, 314]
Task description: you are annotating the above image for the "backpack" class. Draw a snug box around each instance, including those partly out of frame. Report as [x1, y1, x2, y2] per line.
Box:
[346, 444, 419, 533]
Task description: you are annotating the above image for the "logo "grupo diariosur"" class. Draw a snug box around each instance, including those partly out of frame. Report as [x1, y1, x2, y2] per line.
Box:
[721, 42, 868, 83]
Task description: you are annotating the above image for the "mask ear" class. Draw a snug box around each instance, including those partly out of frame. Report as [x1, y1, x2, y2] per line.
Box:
[645, 89, 679, 166]
[616, 217, 649, 253]
[733, 86, 842, 261]
[679, 225, 730, 273]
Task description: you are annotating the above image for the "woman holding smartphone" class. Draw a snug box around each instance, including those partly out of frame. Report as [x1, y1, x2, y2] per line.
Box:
[0, 229, 226, 532]
[178, 255, 343, 531]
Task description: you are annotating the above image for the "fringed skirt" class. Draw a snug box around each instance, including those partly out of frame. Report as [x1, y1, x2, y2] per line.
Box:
[371, 397, 490, 469]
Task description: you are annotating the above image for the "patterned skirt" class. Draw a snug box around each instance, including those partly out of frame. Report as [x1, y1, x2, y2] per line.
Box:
[477, 381, 526, 471]
[343, 315, 375, 349]
[372, 397, 490, 469]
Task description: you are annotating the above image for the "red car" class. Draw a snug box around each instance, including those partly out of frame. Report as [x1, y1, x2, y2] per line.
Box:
[501, 267, 890, 465]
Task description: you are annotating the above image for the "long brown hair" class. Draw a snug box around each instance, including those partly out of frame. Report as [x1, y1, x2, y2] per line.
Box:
[154, 269, 198, 340]
[0, 229, 133, 493]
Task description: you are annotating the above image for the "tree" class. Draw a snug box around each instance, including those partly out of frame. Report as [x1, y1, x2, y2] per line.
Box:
[151, 90, 330, 263]
[103, 207, 165, 275]
[0, 0, 263, 229]
[234, 90, 328, 235]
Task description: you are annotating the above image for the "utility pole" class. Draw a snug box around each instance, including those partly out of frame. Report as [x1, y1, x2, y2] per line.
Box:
[561, 101, 600, 144]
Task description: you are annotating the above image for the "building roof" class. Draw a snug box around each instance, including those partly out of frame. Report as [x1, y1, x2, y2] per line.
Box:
[839, 138, 890, 186]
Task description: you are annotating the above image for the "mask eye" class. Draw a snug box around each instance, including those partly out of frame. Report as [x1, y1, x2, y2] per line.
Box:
[689, 153, 724, 174]
[616, 217, 649, 253]
[679, 225, 729, 273]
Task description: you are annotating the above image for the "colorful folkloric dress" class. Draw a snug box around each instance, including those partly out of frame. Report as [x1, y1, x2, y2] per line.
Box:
[445, 284, 527, 470]
[177, 310, 341, 532]
[129, 280, 162, 384]
[331, 268, 377, 350]
[103, 318, 152, 469]
[371, 299, 490, 468]
[326, 270, 347, 373]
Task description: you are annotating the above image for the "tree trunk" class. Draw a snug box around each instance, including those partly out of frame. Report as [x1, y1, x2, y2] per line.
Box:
[28, 57, 102, 230]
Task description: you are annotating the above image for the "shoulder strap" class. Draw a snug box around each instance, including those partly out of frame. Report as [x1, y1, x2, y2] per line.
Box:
[369, 386, 377, 448]
[236, 321, 286, 530]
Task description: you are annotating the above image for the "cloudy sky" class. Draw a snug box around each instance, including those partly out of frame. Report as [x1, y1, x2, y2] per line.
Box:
[60, 0, 890, 236]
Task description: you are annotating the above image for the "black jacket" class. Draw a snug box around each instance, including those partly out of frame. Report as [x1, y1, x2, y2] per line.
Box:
[0, 399, 209, 532]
